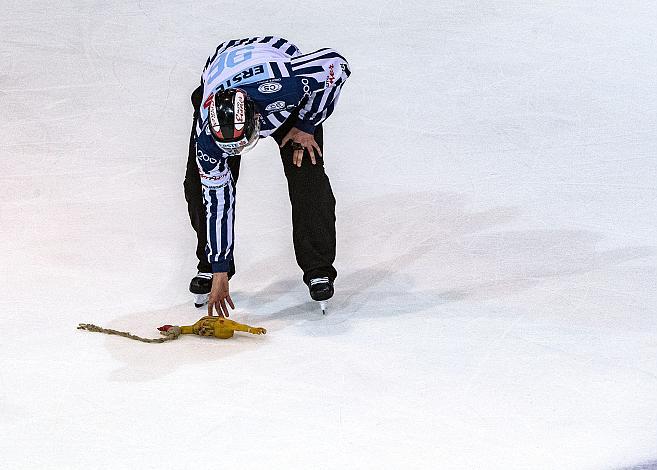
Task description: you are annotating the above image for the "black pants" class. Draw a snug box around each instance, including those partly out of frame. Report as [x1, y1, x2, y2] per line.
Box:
[183, 100, 337, 285]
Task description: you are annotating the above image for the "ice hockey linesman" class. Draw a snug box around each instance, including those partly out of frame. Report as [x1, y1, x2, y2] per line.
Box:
[183, 36, 351, 317]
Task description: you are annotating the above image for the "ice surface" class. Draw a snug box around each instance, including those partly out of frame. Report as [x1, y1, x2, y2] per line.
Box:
[1, 1, 656, 469]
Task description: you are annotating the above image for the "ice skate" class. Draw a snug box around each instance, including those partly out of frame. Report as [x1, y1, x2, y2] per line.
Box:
[309, 277, 333, 315]
[189, 272, 212, 308]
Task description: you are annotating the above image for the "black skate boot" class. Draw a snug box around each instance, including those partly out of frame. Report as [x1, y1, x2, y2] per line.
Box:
[309, 277, 334, 301]
[189, 272, 212, 308]
[309, 277, 334, 314]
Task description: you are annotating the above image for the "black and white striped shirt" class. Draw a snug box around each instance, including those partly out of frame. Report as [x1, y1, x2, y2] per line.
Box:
[194, 37, 350, 272]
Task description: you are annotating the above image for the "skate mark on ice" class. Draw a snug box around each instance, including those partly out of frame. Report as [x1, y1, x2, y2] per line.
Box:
[229, 192, 654, 340]
[617, 460, 657, 470]
[334, 191, 653, 316]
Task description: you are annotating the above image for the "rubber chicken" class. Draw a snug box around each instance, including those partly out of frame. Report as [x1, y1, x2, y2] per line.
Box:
[158, 316, 266, 339]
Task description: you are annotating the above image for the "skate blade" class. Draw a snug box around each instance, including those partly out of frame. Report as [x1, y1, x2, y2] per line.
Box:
[193, 293, 208, 308]
[306, 300, 329, 321]
[305, 299, 351, 326]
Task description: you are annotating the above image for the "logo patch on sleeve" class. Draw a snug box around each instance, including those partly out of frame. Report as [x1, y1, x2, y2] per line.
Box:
[265, 101, 286, 112]
[258, 82, 283, 93]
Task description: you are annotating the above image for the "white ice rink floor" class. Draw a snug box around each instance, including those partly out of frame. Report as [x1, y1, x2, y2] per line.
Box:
[1, 1, 656, 469]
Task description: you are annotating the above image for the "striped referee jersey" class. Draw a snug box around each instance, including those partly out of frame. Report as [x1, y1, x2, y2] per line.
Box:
[193, 36, 350, 273]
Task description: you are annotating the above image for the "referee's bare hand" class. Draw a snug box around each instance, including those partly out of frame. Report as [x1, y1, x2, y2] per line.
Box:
[208, 272, 234, 317]
[280, 126, 322, 167]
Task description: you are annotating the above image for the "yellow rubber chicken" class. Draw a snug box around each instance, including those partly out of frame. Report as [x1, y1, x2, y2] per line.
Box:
[158, 316, 266, 339]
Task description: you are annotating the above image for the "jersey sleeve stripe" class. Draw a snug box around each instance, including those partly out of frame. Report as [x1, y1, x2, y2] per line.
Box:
[312, 86, 339, 124]
[226, 182, 236, 258]
[219, 184, 231, 261]
[272, 38, 287, 49]
[207, 189, 219, 260]
[272, 111, 288, 123]
[307, 88, 325, 118]
[292, 65, 325, 75]
[267, 113, 284, 128]
[290, 49, 333, 68]
[290, 49, 349, 69]
[204, 43, 225, 70]
[202, 181, 236, 270]
[302, 73, 346, 127]
[279, 62, 291, 78]
[298, 93, 314, 120]
[270, 61, 283, 79]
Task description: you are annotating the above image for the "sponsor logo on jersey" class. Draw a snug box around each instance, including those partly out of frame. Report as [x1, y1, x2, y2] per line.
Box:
[325, 64, 336, 88]
[196, 146, 218, 165]
[265, 101, 286, 112]
[215, 64, 269, 92]
[301, 78, 311, 94]
[200, 173, 228, 183]
[258, 82, 283, 94]
[218, 138, 247, 149]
